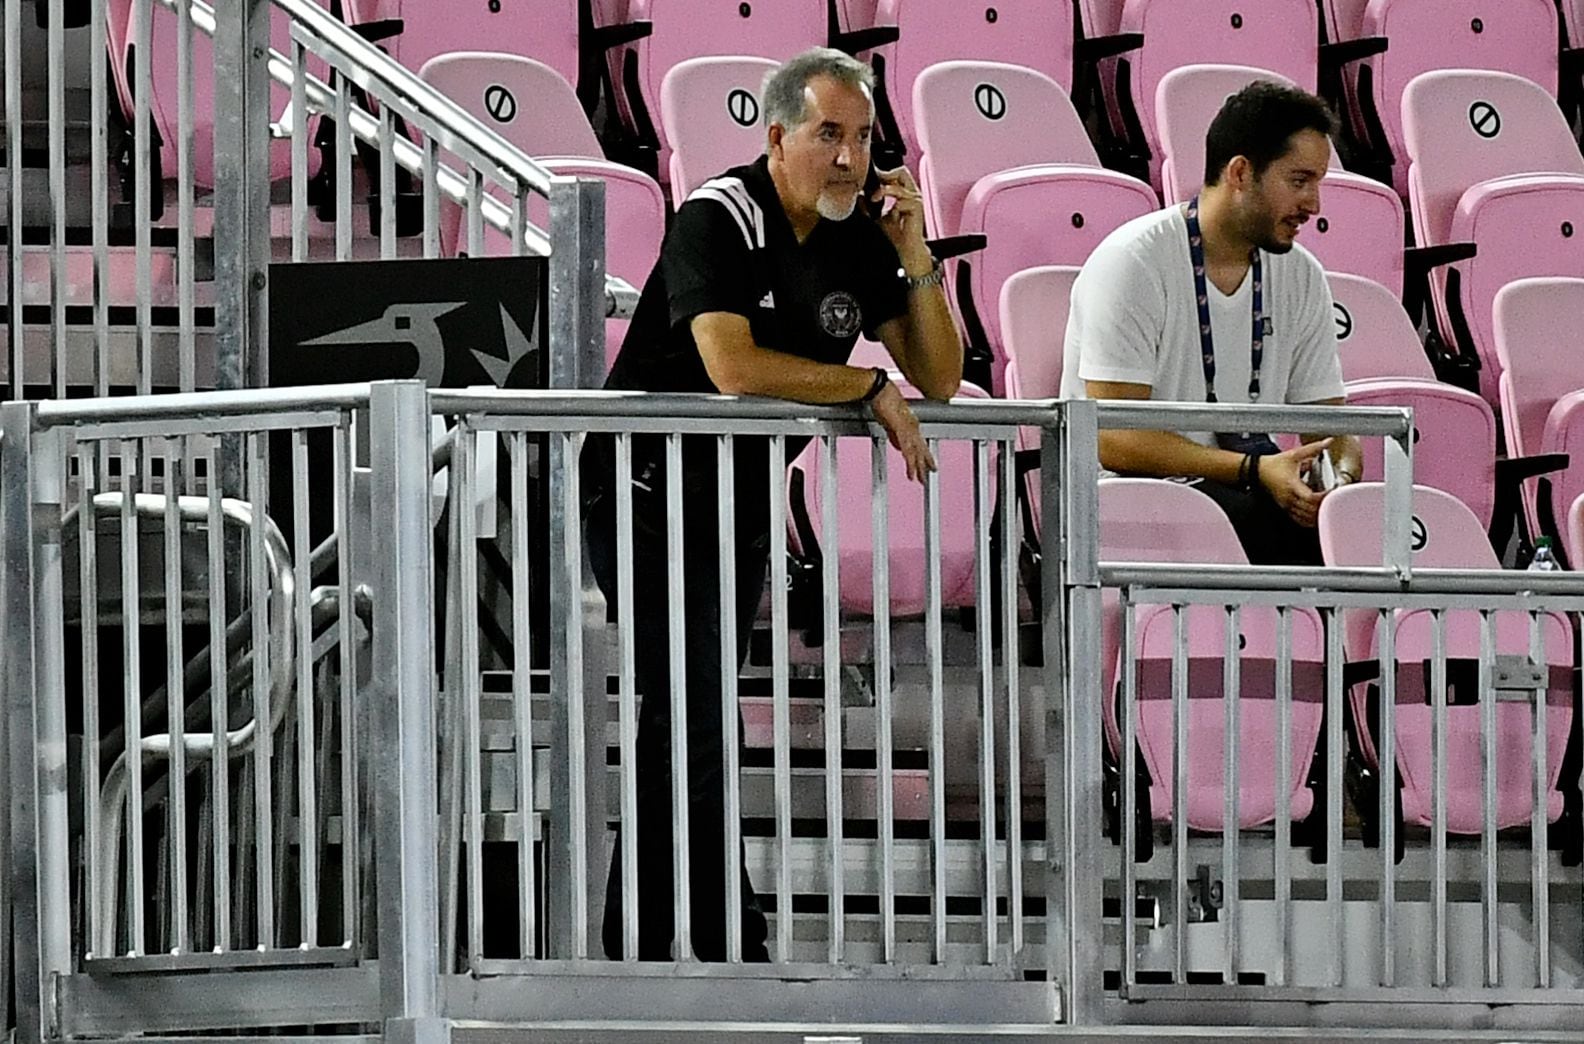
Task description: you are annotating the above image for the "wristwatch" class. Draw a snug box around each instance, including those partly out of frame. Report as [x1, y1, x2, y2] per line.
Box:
[903, 259, 945, 291]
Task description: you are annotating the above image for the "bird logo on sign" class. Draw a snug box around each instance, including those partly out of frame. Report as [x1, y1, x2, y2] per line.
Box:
[727, 89, 759, 128]
[974, 83, 1006, 121]
[300, 301, 536, 386]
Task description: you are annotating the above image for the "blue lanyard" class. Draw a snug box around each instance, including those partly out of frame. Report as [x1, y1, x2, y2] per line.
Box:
[1185, 195, 1265, 404]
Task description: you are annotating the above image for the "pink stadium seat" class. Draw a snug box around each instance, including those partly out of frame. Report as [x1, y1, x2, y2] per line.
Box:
[1402, 70, 1584, 406]
[1357, 0, 1561, 196]
[1570, 493, 1584, 568]
[1493, 277, 1584, 549]
[833, 0, 881, 32]
[419, 54, 665, 371]
[1323, 0, 1371, 41]
[106, 0, 330, 190]
[1100, 478, 1327, 831]
[1319, 483, 1575, 834]
[912, 60, 1155, 395]
[788, 379, 992, 616]
[1116, 0, 1319, 191]
[1000, 264, 1078, 536]
[869, 0, 1077, 168]
[1155, 63, 1406, 296]
[1328, 273, 1499, 529]
[659, 56, 779, 207]
[619, 0, 826, 190]
[348, 0, 581, 91]
[1326, 273, 1433, 382]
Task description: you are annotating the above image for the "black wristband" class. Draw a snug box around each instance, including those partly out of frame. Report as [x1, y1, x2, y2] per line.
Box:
[858, 366, 889, 404]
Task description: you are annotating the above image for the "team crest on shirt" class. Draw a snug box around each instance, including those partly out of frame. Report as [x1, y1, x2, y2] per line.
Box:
[818, 291, 862, 338]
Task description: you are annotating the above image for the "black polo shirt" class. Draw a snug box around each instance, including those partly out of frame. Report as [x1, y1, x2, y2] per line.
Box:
[605, 155, 909, 394]
[590, 156, 910, 525]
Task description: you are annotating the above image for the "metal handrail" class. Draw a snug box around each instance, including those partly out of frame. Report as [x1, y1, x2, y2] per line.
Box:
[151, 0, 640, 317]
[88, 492, 296, 957]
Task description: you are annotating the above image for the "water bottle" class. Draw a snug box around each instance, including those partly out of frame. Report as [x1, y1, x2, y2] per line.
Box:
[1529, 536, 1562, 572]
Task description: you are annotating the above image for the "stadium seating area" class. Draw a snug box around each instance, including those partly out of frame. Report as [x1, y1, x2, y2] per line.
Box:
[63, 0, 1584, 869]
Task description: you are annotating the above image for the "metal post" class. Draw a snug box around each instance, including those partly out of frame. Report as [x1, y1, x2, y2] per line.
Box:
[368, 381, 447, 1044]
[4, 404, 72, 1042]
[212, 0, 272, 390]
[1049, 399, 1102, 1024]
[546, 176, 608, 955]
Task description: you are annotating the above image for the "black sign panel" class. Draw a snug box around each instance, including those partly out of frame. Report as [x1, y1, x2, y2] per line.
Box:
[269, 255, 547, 389]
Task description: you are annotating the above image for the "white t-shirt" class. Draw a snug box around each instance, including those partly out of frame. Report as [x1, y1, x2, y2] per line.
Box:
[1059, 205, 1345, 446]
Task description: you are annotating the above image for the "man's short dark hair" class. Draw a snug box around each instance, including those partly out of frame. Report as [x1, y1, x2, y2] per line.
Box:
[1203, 81, 1338, 186]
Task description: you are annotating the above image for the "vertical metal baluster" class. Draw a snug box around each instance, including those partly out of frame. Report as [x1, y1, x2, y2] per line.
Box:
[1273, 606, 1291, 987]
[1222, 605, 1240, 984]
[871, 436, 895, 963]
[378, 107, 396, 260]
[1325, 608, 1344, 987]
[207, 441, 231, 951]
[421, 138, 440, 259]
[332, 422, 357, 947]
[612, 432, 637, 961]
[175, 0, 195, 392]
[819, 434, 843, 963]
[164, 441, 189, 952]
[1378, 609, 1396, 987]
[999, 437, 1023, 957]
[132, 0, 153, 395]
[924, 439, 947, 963]
[718, 435, 743, 962]
[1430, 609, 1447, 987]
[768, 436, 793, 961]
[5, 0, 24, 392]
[512, 432, 541, 958]
[466, 169, 484, 258]
[1530, 609, 1550, 988]
[1479, 609, 1498, 987]
[973, 440, 997, 963]
[1119, 593, 1138, 991]
[1171, 604, 1188, 982]
[291, 430, 318, 947]
[456, 425, 485, 967]
[121, 441, 147, 954]
[333, 77, 351, 262]
[511, 192, 528, 258]
[80, 447, 103, 952]
[46, 0, 64, 395]
[664, 432, 691, 960]
[90, 0, 109, 395]
[290, 40, 308, 264]
[248, 432, 275, 947]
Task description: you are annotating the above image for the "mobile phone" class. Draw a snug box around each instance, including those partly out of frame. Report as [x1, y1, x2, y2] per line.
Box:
[860, 162, 882, 219]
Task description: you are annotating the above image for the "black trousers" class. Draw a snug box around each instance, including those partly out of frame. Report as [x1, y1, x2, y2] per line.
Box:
[1188, 478, 1324, 566]
[584, 479, 772, 962]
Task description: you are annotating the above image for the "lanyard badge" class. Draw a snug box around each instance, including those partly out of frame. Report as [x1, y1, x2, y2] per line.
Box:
[1185, 196, 1277, 455]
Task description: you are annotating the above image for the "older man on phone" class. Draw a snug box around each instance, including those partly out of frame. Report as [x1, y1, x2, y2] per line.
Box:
[583, 46, 963, 963]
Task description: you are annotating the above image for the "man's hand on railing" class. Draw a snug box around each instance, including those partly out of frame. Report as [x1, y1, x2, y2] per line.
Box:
[1259, 438, 1332, 529]
[871, 381, 937, 484]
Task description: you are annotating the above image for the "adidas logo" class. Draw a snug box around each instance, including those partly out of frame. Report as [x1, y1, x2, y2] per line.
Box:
[759, 290, 775, 309]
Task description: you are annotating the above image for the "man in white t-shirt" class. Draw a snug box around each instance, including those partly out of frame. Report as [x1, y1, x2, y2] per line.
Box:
[1061, 81, 1362, 565]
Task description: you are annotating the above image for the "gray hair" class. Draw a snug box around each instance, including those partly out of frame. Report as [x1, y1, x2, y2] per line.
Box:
[760, 47, 875, 131]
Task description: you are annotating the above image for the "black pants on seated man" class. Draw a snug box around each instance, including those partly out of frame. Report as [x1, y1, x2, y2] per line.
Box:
[1187, 476, 1324, 567]
[584, 444, 773, 963]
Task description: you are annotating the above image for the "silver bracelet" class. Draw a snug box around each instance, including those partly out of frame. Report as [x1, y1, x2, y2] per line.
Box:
[903, 259, 945, 291]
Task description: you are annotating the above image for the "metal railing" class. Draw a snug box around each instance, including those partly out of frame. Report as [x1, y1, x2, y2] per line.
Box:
[7, 383, 1584, 1041]
[1, 0, 636, 398]
[1060, 398, 1584, 1034]
[425, 386, 1071, 1029]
